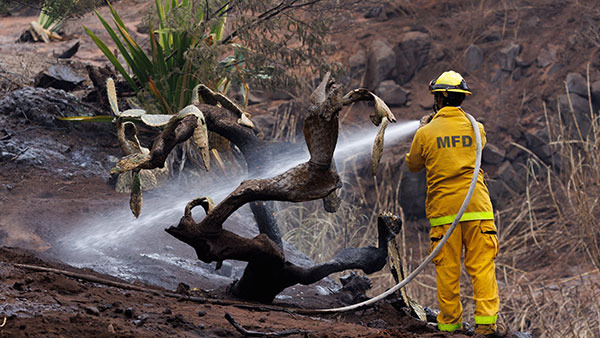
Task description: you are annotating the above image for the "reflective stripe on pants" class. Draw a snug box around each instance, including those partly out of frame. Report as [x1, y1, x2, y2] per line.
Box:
[430, 220, 499, 329]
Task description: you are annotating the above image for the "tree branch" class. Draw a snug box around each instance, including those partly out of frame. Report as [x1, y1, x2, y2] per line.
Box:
[221, 0, 322, 44]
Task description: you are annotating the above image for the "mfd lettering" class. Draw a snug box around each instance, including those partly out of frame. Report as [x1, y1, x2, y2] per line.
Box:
[436, 135, 472, 148]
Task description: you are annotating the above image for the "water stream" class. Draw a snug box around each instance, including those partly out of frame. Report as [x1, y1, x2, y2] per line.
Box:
[55, 120, 420, 291]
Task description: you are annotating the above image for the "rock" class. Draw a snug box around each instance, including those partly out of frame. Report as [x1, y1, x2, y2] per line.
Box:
[495, 161, 524, 194]
[424, 307, 440, 323]
[548, 63, 563, 75]
[348, 49, 367, 73]
[512, 67, 524, 81]
[364, 5, 383, 19]
[491, 68, 510, 83]
[13, 281, 24, 291]
[176, 282, 190, 295]
[348, 49, 367, 87]
[479, 31, 502, 43]
[0, 87, 92, 128]
[57, 40, 80, 59]
[591, 80, 600, 108]
[0, 151, 15, 162]
[399, 162, 426, 219]
[367, 319, 387, 329]
[498, 42, 521, 71]
[464, 44, 483, 74]
[482, 143, 505, 165]
[198, 310, 207, 317]
[339, 272, 371, 304]
[124, 308, 135, 318]
[35, 65, 85, 91]
[558, 93, 593, 138]
[524, 130, 552, 164]
[136, 21, 150, 34]
[98, 304, 111, 312]
[84, 306, 100, 316]
[505, 143, 525, 162]
[395, 31, 431, 85]
[515, 56, 533, 68]
[365, 39, 396, 90]
[375, 80, 409, 107]
[133, 316, 148, 327]
[566, 72, 588, 98]
[537, 46, 557, 68]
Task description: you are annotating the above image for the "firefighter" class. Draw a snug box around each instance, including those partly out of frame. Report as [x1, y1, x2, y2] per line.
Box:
[405, 70, 504, 336]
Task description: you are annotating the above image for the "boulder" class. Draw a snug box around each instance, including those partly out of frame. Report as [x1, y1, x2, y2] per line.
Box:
[523, 130, 552, 164]
[566, 72, 588, 98]
[494, 161, 524, 194]
[505, 143, 526, 162]
[375, 80, 409, 107]
[363, 5, 383, 19]
[394, 31, 431, 85]
[0, 87, 91, 128]
[486, 178, 515, 209]
[349, 49, 367, 72]
[365, 39, 396, 90]
[558, 93, 593, 138]
[35, 65, 85, 91]
[56, 40, 80, 59]
[482, 143, 505, 165]
[498, 42, 521, 71]
[348, 49, 367, 87]
[464, 44, 483, 74]
[536, 46, 557, 68]
[399, 163, 426, 219]
[548, 63, 563, 76]
[591, 80, 600, 108]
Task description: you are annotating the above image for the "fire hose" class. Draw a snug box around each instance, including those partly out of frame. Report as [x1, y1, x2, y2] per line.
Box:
[312, 112, 483, 313]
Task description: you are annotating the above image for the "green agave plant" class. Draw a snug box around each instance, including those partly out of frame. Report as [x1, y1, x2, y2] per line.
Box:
[28, 5, 65, 42]
[83, 0, 244, 116]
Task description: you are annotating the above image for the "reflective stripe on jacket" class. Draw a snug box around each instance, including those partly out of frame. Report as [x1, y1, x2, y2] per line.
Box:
[405, 106, 493, 226]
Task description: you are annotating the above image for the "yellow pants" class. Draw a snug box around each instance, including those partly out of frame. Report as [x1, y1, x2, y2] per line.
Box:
[429, 220, 500, 331]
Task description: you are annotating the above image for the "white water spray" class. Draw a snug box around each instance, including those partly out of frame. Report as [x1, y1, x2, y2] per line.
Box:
[55, 120, 419, 288]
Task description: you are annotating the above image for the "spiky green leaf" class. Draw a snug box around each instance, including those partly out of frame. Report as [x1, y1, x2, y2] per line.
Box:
[58, 116, 114, 122]
[84, 24, 138, 91]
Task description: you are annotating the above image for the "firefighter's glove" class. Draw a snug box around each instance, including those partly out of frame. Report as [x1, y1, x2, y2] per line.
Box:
[419, 112, 435, 128]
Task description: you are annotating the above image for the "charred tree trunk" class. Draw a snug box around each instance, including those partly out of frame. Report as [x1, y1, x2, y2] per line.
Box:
[230, 213, 400, 302]
[132, 73, 400, 302]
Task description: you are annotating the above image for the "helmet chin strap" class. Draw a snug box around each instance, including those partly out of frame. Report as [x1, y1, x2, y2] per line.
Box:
[433, 92, 445, 113]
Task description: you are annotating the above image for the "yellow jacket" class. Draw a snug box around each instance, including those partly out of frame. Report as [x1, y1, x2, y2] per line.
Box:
[405, 106, 494, 226]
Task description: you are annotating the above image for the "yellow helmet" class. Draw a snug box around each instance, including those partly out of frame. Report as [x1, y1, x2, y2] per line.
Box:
[428, 70, 472, 95]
